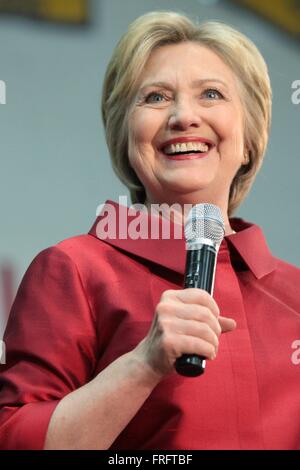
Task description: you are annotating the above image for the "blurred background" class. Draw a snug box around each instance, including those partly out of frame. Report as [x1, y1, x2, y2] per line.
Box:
[0, 0, 299, 339]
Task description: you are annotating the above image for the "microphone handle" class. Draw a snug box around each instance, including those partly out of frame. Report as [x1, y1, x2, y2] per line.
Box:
[175, 245, 217, 377]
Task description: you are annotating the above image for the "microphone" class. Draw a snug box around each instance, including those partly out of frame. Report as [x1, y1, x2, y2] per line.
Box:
[175, 203, 225, 377]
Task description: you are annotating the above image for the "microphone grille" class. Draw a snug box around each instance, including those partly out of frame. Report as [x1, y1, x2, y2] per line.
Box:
[185, 203, 225, 245]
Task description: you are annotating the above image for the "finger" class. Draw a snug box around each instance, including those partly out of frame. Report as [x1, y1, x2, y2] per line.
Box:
[219, 316, 237, 333]
[174, 319, 219, 350]
[171, 304, 222, 338]
[164, 288, 220, 318]
[176, 335, 217, 361]
[156, 301, 222, 338]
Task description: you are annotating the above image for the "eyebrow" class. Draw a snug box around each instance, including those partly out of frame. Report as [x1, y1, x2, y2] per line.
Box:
[140, 78, 229, 90]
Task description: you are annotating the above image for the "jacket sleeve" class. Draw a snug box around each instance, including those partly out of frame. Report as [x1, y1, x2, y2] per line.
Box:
[0, 246, 98, 450]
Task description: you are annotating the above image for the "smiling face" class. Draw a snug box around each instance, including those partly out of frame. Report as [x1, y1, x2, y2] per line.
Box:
[128, 41, 247, 223]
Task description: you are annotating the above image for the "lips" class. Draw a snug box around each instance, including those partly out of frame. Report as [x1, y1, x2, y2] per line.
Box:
[158, 136, 215, 160]
[159, 136, 215, 151]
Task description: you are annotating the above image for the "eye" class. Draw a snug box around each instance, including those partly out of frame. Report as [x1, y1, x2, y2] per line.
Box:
[145, 91, 168, 103]
[202, 88, 224, 100]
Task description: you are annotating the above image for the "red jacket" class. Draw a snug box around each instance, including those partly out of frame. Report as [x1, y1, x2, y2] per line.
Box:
[1, 200, 300, 449]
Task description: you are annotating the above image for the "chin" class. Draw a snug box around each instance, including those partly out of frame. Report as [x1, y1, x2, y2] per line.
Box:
[161, 177, 215, 194]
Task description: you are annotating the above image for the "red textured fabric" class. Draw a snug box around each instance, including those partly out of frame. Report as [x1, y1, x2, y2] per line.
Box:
[0, 200, 300, 450]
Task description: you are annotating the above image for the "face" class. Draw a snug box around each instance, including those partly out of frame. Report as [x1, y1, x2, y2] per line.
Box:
[128, 41, 246, 216]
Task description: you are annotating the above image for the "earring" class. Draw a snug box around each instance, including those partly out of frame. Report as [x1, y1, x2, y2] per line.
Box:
[243, 152, 250, 165]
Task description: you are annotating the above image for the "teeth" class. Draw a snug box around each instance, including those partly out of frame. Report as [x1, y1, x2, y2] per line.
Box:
[163, 142, 210, 155]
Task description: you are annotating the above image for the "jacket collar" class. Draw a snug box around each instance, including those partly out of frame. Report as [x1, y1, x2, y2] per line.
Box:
[88, 200, 277, 279]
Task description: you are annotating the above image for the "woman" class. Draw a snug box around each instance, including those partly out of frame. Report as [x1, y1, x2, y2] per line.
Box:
[1, 11, 300, 450]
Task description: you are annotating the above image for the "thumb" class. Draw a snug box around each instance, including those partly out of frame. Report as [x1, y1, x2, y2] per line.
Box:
[219, 316, 237, 333]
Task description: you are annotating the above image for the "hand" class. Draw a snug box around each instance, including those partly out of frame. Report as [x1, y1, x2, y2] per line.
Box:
[135, 288, 236, 377]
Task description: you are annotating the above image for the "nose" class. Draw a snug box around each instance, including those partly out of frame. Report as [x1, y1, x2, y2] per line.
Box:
[167, 98, 203, 130]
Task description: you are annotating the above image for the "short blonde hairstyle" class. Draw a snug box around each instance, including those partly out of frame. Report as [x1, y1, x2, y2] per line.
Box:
[102, 11, 272, 216]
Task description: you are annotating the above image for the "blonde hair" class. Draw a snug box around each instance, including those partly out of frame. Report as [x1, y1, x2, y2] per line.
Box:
[102, 11, 272, 216]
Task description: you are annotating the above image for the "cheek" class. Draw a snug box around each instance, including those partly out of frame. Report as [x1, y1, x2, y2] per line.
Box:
[129, 110, 155, 145]
[127, 119, 153, 179]
[127, 132, 141, 174]
[129, 107, 166, 149]
[128, 114, 144, 167]
[128, 112, 160, 169]
[215, 109, 244, 154]
[128, 114, 141, 151]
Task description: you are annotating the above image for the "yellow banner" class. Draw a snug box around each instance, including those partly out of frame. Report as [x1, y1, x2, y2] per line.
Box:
[0, 0, 88, 24]
[231, 0, 300, 37]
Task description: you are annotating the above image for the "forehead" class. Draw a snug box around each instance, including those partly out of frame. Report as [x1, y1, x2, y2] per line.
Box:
[140, 41, 238, 90]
